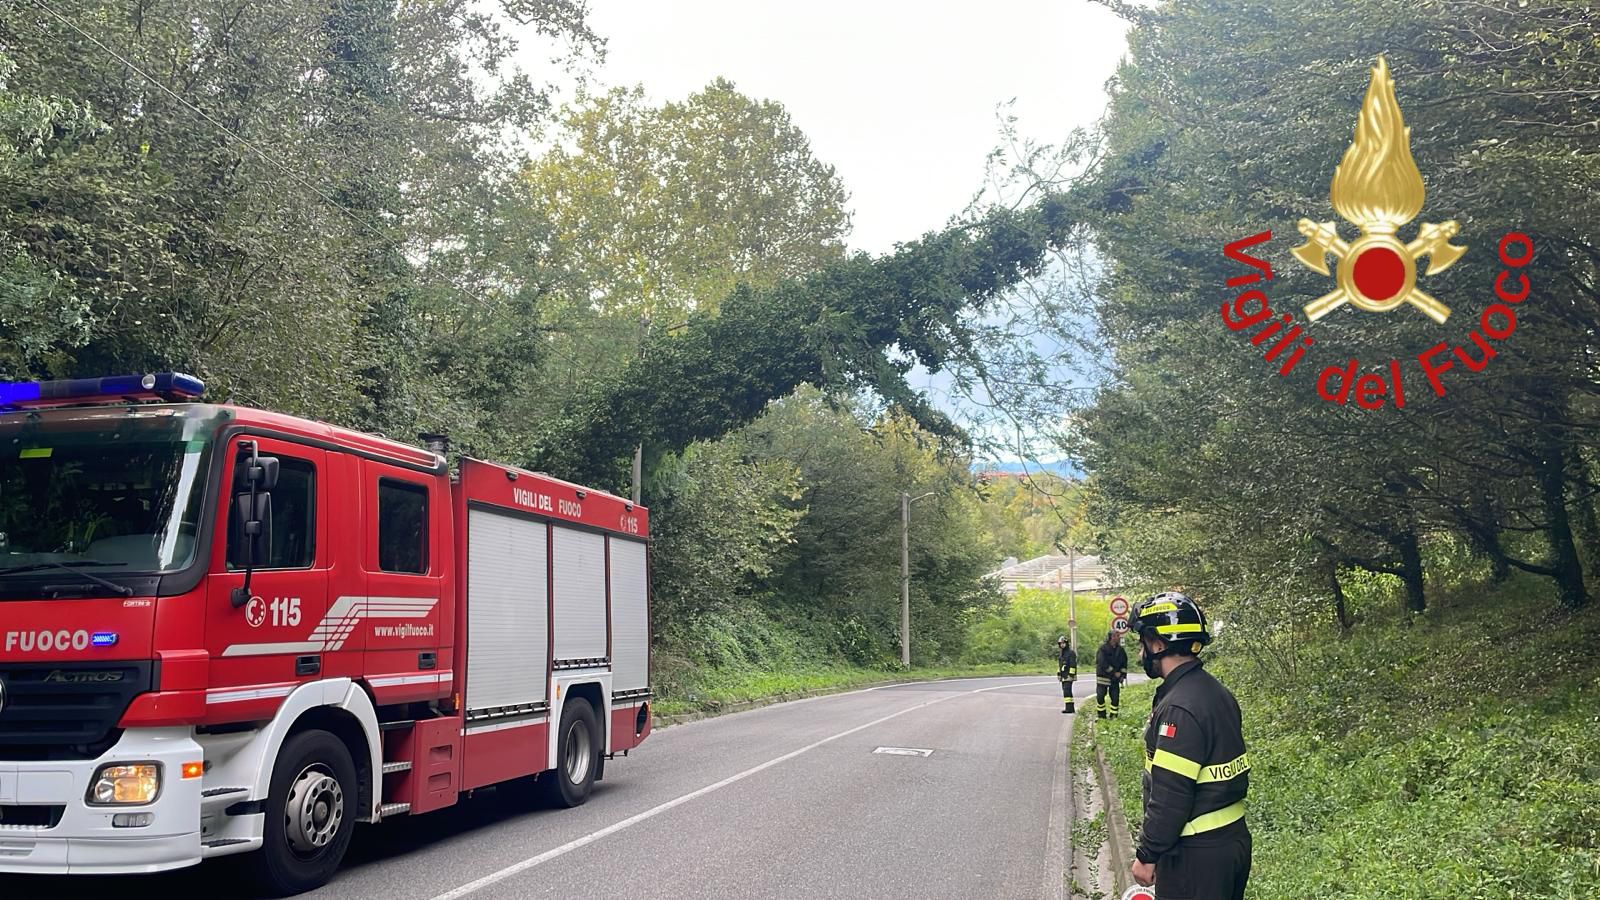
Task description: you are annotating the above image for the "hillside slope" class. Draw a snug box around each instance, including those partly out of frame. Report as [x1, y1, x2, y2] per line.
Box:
[1097, 575, 1600, 898]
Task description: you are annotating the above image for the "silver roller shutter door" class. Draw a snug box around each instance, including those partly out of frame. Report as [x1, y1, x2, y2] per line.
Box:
[551, 525, 608, 660]
[609, 538, 649, 691]
[465, 509, 548, 711]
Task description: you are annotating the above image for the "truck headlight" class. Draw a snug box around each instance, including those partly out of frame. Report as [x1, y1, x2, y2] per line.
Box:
[87, 763, 162, 805]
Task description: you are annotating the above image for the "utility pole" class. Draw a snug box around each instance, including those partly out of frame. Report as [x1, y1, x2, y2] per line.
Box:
[632, 310, 649, 507]
[632, 444, 643, 506]
[900, 491, 937, 668]
[1068, 545, 1077, 653]
[1056, 540, 1077, 653]
[900, 492, 910, 668]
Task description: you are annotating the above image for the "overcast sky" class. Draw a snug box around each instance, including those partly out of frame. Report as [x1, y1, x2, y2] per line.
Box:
[570, 1, 1130, 254]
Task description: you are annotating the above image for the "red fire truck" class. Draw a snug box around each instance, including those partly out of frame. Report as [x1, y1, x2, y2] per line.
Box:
[0, 374, 651, 893]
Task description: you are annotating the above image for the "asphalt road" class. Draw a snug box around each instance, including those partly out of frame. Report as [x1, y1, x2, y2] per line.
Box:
[4, 675, 1105, 900]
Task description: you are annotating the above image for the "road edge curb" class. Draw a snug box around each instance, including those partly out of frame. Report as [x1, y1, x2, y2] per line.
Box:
[1095, 738, 1136, 896]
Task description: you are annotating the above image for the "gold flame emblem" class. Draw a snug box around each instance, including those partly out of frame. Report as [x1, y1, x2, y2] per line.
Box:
[1293, 57, 1465, 323]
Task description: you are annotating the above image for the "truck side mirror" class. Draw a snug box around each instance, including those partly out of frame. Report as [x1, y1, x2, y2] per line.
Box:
[233, 492, 273, 565]
[229, 442, 277, 608]
[228, 492, 273, 608]
[236, 455, 280, 492]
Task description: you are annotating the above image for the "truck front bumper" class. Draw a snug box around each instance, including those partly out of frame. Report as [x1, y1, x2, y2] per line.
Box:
[0, 727, 203, 874]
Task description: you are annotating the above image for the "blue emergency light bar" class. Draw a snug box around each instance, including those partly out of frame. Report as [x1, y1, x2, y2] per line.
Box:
[0, 373, 205, 410]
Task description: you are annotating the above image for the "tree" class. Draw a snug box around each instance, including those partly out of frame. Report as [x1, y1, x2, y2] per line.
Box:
[1069, 0, 1600, 612]
[524, 79, 851, 324]
[0, 49, 100, 376]
[530, 194, 1081, 488]
[1, 0, 598, 433]
[516, 79, 853, 435]
[647, 438, 803, 640]
[975, 471, 1086, 562]
[740, 388, 1000, 664]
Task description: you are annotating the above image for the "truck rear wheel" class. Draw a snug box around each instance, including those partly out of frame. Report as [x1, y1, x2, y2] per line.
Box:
[248, 728, 358, 896]
[540, 699, 599, 808]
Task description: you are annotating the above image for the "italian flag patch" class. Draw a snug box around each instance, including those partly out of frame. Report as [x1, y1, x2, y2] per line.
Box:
[1160, 722, 1178, 738]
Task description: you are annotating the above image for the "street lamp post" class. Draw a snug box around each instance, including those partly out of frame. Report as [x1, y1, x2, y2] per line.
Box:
[1069, 545, 1076, 653]
[901, 491, 936, 668]
[1055, 541, 1077, 653]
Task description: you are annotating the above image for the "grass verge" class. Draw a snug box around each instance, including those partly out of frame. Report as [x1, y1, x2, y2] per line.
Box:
[1096, 683, 1153, 840]
[651, 661, 1047, 717]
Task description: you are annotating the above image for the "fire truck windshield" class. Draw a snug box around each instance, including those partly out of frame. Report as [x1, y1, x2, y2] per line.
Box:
[0, 413, 216, 584]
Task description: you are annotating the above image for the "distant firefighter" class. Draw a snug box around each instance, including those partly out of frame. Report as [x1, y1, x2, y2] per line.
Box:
[1095, 631, 1127, 719]
[1056, 635, 1077, 714]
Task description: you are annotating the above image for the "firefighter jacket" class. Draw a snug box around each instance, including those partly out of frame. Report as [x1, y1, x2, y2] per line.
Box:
[1057, 646, 1077, 680]
[1136, 659, 1249, 864]
[1095, 642, 1127, 681]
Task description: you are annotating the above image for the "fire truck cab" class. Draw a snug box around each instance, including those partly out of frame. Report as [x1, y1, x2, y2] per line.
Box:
[0, 374, 651, 894]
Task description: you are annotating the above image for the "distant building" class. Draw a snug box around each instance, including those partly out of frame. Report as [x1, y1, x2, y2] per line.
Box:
[985, 553, 1116, 595]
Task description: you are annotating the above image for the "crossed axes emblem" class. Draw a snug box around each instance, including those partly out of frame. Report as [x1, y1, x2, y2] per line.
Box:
[1293, 220, 1466, 324]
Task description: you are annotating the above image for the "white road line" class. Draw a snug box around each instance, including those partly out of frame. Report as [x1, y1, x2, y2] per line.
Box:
[429, 679, 1052, 900]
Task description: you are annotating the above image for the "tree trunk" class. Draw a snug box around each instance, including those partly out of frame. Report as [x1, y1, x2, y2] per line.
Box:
[1464, 496, 1510, 582]
[1536, 430, 1590, 609]
[1566, 455, 1600, 578]
[1395, 526, 1426, 614]
[1328, 560, 1353, 632]
[1481, 535, 1511, 582]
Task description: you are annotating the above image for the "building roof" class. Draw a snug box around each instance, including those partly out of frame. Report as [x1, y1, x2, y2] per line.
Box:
[986, 553, 1115, 593]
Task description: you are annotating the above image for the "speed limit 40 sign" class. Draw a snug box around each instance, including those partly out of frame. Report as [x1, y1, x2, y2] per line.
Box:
[1111, 615, 1130, 634]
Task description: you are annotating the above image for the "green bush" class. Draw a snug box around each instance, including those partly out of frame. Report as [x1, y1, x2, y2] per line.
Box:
[963, 586, 1123, 664]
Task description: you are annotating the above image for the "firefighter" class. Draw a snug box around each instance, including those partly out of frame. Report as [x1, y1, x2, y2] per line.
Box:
[1094, 630, 1127, 718]
[1126, 592, 1251, 900]
[1056, 635, 1077, 714]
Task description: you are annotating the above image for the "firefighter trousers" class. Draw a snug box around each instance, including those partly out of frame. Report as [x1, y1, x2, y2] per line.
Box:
[1095, 678, 1120, 718]
[1153, 823, 1251, 900]
[1059, 676, 1074, 713]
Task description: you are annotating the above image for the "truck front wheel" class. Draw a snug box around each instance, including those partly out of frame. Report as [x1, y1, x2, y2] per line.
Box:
[541, 699, 599, 808]
[249, 728, 358, 896]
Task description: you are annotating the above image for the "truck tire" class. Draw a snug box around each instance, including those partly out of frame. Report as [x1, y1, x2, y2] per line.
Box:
[247, 728, 358, 896]
[540, 699, 599, 808]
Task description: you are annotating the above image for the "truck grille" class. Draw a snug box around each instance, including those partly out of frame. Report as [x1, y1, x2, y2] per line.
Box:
[0, 661, 154, 761]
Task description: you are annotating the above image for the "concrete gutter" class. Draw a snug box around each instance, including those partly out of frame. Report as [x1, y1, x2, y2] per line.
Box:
[1095, 739, 1137, 896]
[1045, 711, 1072, 900]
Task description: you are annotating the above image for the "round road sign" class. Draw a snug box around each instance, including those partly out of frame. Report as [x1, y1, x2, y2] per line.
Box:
[1111, 615, 1130, 634]
[1122, 887, 1156, 900]
[1109, 596, 1130, 616]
